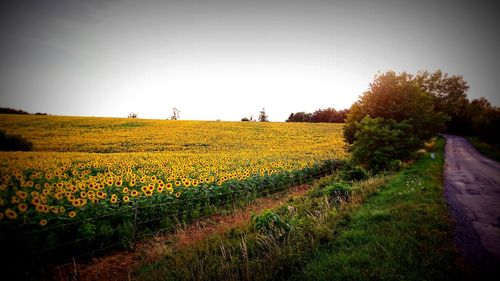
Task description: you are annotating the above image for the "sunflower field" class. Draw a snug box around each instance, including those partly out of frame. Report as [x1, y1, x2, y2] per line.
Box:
[0, 114, 347, 268]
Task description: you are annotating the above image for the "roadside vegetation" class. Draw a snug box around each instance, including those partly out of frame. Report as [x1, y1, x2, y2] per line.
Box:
[299, 137, 469, 280]
[135, 163, 388, 281]
[466, 136, 500, 162]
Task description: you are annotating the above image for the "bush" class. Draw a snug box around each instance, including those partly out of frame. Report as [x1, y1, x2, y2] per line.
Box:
[339, 162, 369, 181]
[350, 117, 417, 171]
[0, 130, 34, 151]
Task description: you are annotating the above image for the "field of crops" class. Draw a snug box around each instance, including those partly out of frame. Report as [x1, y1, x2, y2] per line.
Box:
[0, 114, 346, 268]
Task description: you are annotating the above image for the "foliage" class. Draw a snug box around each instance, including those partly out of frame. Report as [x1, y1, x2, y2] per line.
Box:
[462, 98, 500, 145]
[0, 130, 34, 151]
[350, 116, 418, 171]
[252, 210, 292, 238]
[135, 166, 390, 281]
[0, 107, 30, 115]
[344, 71, 448, 145]
[413, 70, 470, 133]
[170, 107, 180, 120]
[339, 162, 369, 182]
[286, 111, 311, 122]
[286, 108, 348, 123]
[300, 138, 469, 281]
[258, 108, 269, 122]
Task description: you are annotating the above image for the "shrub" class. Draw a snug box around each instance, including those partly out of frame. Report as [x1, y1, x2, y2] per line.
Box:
[350, 116, 417, 171]
[0, 130, 34, 151]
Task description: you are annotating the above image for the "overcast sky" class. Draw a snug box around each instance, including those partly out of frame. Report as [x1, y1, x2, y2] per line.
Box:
[0, 0, 498, 121]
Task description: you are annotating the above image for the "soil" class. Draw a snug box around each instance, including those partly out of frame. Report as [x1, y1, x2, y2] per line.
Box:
[443, 134, 500, 280]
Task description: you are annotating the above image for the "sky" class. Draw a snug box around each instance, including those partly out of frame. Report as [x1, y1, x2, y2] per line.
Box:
[0, 0, 498, 121]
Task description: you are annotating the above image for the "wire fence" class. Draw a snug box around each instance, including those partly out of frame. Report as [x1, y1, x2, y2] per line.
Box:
[4, 161, 343, 273]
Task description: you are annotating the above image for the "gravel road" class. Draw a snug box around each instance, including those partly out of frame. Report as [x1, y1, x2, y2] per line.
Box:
[443, 134, 500, 279]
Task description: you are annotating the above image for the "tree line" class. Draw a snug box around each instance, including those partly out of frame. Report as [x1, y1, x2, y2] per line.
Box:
[0, 107, 47, 115]
[286, 108, 348, 123]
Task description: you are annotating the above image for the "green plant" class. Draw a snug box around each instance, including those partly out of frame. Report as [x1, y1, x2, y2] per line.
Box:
[252, 210, 291, 238]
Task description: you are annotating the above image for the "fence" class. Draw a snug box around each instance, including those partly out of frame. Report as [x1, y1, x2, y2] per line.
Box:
[2, 160, 345, 275]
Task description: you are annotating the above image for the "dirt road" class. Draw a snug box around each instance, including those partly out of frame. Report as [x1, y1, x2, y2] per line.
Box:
[443, 134, 500, 278]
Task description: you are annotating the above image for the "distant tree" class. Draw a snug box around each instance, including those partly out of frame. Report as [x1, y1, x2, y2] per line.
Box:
[258, 108, 269, 122]
[171, 107, 180, 120]
[0, 107, 30, 115]
[286, 112, 311, 122]
[464, 98, 500, 144]
[310, 108, 346, 123]
[286, 108, 347, 123]
[241, 117, 250, 122]
[128, 112, 138, 118]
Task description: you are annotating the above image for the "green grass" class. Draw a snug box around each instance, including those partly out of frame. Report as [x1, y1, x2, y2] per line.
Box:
[466, 136, 500, 162]
[298, 138, 469, 281]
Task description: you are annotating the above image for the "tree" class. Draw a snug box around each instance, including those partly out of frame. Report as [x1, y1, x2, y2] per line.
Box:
[286, 112, 311, 122]
[258, 108, 269, 122]
[413, 70, 469, 133]
[171, 107, 180, 120]
[343, 71, 447, 145]
[286, 108, 348, 123]
[128, 112, 138, 118]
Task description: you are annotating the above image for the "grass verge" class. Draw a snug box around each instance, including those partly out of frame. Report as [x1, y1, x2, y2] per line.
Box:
[298, 137, 469, 280]
[466, 136, 500, 162]
[134, 172, 390, 280]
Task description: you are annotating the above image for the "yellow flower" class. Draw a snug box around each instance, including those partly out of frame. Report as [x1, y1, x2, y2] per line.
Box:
[175, 192, 181, 198]
[18, 203, 28, 212]
[39, 219, 48, 226]
[16, 191, 28, 199]
[68, 211, 77, 218]
[5, 208, 17, 219]
[123, 195, 130, 202]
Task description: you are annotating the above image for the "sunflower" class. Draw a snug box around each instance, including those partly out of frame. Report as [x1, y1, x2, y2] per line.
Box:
[123, 195, 130, 203]
[11, 196, 20, 204]
[18, 203, 28, 212]
[36, 205, 45, 213]
[175, 192, 181, 198]
[68, 211, 77, 218]
[175, 181, 181, 187]
[16, 191, 28, 199]
[122, 187, 129, 193]
[39, 219, 48, 226]
[5, 208, 17, 219]
[131, 190, 139, 197]
[166, 183, 173, 189]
